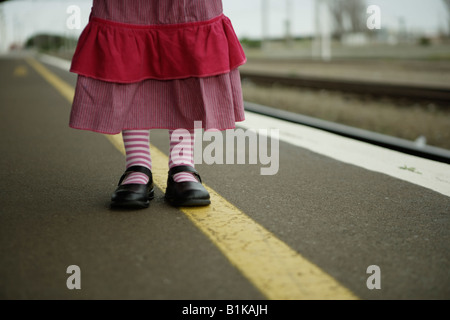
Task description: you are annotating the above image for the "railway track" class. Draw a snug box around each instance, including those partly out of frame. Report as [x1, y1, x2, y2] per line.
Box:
[240, 71, 450, 106]
[244, 101, 450, 164]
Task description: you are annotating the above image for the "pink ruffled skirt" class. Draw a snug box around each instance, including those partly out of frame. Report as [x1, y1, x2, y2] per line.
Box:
[69, 0, 246, 134]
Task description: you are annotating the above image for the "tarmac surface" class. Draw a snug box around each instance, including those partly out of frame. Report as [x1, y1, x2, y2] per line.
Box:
[0, 52, 449, 301]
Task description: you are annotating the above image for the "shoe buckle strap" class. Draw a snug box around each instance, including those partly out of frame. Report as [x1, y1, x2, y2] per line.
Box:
[118, 166, 152, 186]
[168, 165, 202, 183]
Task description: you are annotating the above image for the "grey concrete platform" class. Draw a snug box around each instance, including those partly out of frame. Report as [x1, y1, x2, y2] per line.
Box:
[0, 54, 449, 300]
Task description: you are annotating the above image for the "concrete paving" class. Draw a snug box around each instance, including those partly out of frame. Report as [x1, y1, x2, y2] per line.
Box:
[0, 53, 449, 300]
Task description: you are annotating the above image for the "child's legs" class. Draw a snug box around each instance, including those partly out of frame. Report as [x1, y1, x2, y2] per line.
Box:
[119, 129, 198, 184]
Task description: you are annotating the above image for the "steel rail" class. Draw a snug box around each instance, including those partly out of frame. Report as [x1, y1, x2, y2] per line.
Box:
[244, 101, 450, 164]
[240, 71, 450, 106]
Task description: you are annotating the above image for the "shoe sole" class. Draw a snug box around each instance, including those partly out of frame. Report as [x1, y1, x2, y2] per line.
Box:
[110, 190, 154, 209]
[165, 196, 211, 207]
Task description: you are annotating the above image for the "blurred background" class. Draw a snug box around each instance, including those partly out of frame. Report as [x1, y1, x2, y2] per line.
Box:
[1, 0, 449, 150]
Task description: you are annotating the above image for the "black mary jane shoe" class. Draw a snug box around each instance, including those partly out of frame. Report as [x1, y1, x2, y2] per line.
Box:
[165, 165, 211, 207]
[111, 166, 154, 209]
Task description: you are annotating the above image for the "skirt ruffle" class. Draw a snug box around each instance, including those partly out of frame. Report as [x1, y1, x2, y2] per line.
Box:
[70, 14, 247, 83]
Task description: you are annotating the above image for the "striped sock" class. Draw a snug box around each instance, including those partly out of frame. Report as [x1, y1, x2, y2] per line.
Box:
[121, 130, 152, 185]
[169, 129, 198, 183]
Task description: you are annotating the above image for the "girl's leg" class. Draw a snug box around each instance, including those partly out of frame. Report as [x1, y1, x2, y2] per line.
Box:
[121, 129, 152, 185]
[165, 129, 210, 206]
[168, 129, 198, 183]
[111, 129, 154, 209]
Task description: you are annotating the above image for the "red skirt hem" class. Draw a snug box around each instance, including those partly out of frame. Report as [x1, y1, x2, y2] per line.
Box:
[69, 121, 246, 135]
[70, 14, 247, 83]
[70, 64, 246, 84]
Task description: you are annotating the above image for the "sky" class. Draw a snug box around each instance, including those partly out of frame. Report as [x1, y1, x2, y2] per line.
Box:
[0, 0, 449, 51]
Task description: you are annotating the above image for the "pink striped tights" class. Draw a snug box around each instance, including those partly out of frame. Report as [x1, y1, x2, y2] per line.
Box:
[121, 129, 198, 185]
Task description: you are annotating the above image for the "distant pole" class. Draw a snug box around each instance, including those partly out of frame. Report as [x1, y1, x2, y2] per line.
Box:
[312, 0, 331, 61]
[261, 0, 269, 51]
[0, 4, 6, 52]
[442, 0, 450, 37]
[312, 0, 320, 58]
[321, 0, 331, 61]
[285, 0, 293, 47]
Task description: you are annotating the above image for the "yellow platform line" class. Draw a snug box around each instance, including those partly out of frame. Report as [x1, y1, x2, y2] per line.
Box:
[26, 56, 359, 300]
